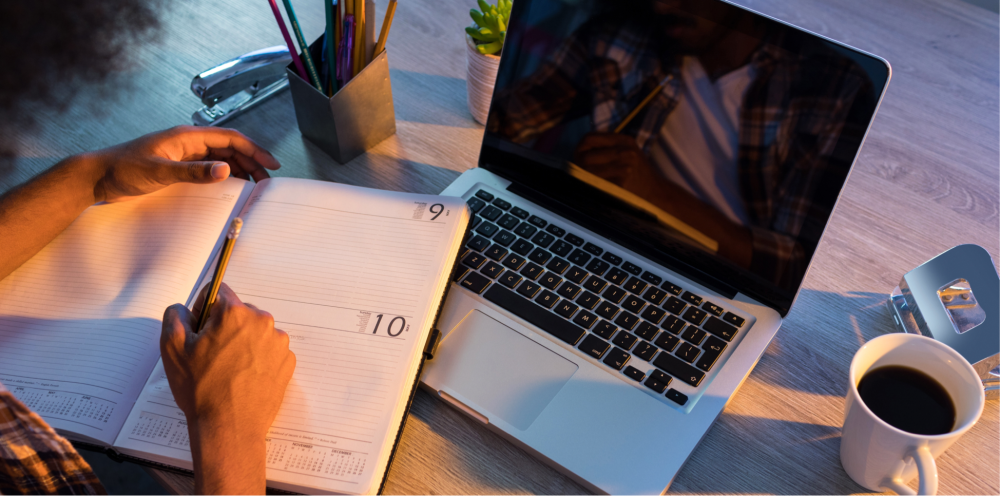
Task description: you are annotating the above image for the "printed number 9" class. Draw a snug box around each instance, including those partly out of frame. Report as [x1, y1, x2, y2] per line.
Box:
[429, 203, 444, 220]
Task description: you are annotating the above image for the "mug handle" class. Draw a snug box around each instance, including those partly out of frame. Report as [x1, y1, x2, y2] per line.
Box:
[881, 446, 938, 495]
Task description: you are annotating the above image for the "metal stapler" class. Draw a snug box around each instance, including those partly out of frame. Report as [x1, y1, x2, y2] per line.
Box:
[191, 46, 292, 126]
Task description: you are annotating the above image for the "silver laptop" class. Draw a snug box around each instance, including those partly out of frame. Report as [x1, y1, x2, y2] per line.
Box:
[422, 0, 890, 492]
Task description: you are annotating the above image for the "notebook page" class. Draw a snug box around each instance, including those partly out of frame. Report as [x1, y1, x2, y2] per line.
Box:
[0, 178, 253, 446]
[114, 177, 467, 494]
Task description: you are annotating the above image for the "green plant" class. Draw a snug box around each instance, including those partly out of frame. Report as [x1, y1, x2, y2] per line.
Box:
[466, 0, 512, 55]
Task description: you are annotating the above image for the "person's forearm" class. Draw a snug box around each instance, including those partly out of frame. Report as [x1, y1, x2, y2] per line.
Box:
[190, 419, 266, 495]
[0, 155, 101, 279]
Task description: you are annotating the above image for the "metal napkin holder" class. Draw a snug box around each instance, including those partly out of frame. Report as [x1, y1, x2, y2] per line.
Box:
[888, 244, 999, 398]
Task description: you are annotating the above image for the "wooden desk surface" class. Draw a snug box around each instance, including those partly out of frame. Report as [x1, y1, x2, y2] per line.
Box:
[4, 0, 996, 493]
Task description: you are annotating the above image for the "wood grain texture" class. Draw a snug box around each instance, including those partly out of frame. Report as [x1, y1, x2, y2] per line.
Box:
[3, 0, 996, 493]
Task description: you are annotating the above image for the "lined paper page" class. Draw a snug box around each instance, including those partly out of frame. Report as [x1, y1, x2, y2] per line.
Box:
[0, 178, 252, 445]
[115, 178, 467, 494]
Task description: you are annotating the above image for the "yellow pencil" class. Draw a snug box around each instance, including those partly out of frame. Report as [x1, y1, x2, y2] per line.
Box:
[374, 0, 397, 56]
[614, 75, 673, 134]
[196, 218, 242, 331]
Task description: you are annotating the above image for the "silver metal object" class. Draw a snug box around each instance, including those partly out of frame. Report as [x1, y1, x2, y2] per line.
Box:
[888, 244, 1000, 398]
[190, 46, 292, 126]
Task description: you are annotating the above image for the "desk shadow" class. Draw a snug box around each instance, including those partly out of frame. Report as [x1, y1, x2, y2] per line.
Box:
[389, 70, 480, 129]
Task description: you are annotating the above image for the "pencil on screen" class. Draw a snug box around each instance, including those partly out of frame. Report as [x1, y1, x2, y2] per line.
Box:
[196, 218, 242, 332]
[614, 75, 673, 134]
[282, 0, 324, 91]
[373, 0, 397, 56]
[267, 0, 308, 81]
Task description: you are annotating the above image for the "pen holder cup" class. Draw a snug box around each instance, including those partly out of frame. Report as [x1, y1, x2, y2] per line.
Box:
[287, 37, 396, 164]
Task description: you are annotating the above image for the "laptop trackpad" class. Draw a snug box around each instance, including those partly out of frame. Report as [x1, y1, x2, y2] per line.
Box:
[432, 310, 578, 430]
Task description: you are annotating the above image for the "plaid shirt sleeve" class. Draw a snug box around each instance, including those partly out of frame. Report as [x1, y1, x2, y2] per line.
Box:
[0, 384, 106, 495]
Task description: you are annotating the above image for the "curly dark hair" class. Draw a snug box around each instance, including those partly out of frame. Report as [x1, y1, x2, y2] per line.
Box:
[0, 0, 163, 155]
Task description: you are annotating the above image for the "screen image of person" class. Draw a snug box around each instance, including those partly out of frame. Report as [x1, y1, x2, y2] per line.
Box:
[487, 0, 879, 291]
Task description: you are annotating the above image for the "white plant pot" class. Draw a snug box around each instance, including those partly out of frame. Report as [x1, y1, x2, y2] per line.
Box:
[465, 34, 501, 125]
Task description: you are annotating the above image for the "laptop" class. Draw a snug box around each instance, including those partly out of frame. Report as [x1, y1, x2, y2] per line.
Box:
[422, 0, 890, 492]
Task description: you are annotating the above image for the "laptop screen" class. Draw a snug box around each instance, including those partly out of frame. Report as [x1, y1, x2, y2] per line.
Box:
[479, 0, 889, 315]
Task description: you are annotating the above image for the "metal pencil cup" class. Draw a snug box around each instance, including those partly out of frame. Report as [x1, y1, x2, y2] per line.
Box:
[286, 37, 396, 164]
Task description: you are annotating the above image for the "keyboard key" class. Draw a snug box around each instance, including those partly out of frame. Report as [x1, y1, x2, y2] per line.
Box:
[583, 275, 608, 294]
[520, 262, 544, 280]
[492, 198, 512, 210]
[576, 291, 600, 310]
[551, 240, 573, 257]
[641, 271, 663, 286]
[467, 235, 490, 252]
[662, 315, 686, 334]
[603, 347, 630, 370]
[703, 335, 727, 353]
[554, 300, 579, 318]
[532, 231, 555, 247]
[453, 266, 470, 282]
[643, 287, 668, 306]
[564, 266, 589, 284]
[723, 312, 746, 327]
[654, 332, 680, 351]
[498, 271, 522, 289]
[584, 258, 610, 276]
[467, 197, 487, 213]
[602, 252, 623, 265]
[604, 268, 629, 285]
[623, 277, 648, 294]
[583, 242, 603, 256]
[702, 301, 724, 316]
[663, 297, 686, 315]
[528, 247, 551, 264]
[546, 225, 566, 237]
[480, 205, 502, 221]
[579, 334, 611, 359]
[484, 285, 584, 345]
[676, 342, 700, 363]
[556, 281, 581, 299]
[695, 345, 722, 372]
[622, 261, 643, 275]
[481, 261, 504, 279]
[601, 286, 628, 303]
[462, 252, 487, 269]
[681, 326, 707, 345]
[475, 189, 494, 202]
[497, 214, 520, 230]
[611, 331, 638, 350]
[640, 305, 666, 324]
[460, 272, 491, 294]
[539, 272, 562, 289]
[633, 341, 657, 361]
[475, 222, 499, 237]
[536, 290, 559, 309]
[595, 302, 620, 320]
[634, 321, 659, 340]
[484, 244, 508, 261]
[510, 238, 534, 256]
[528, 215, 547, 228]
[681, 307, 708, 325]
[510, 206, 530, 219]
[564, 233, 584, 246]
[680, 291, 703, 306]
[593, 320, 617, 339]
[513, 222, 538, 238]
[665, 389, 688, 406]
[623, 366, 645, 381]
[614, 311, 639, 330]
[516, 280, 541, 298]
[653, 353, 705, 387]
[622, 295, 646, 314]
[662, 281, 683, 295]
[546, 257, 570, 274]
[572, 310, 597, 329]
[568, 248, 592, 266]
[469, 216, 482, 229]
[644, 372, 670, 394]
[502, 254, 526, 270]
[703, 317, 738, 341]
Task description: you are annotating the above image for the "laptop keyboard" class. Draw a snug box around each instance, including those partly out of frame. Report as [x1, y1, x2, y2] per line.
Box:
[455, 189, 751, 407]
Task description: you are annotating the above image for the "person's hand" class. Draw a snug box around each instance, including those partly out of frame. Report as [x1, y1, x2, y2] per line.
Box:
[160, 283, 295, 494]
[85, 125, 281, 203]
[572, 132, 654, 188]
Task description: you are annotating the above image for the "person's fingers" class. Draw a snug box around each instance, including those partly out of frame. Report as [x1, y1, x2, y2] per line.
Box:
[158, 126, 281, 176]
[574, 147, 634, 184]
[231, 152, 271, 182]
[153, 158, 230, 185]
[161, 303, 197, 356]
[275, 327, 291, 348]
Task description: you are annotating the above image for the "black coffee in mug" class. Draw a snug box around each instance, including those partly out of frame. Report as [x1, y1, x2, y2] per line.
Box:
[857, 365, 956, 435]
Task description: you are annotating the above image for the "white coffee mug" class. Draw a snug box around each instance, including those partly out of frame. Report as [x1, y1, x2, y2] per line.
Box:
[840, 333, 985, 495]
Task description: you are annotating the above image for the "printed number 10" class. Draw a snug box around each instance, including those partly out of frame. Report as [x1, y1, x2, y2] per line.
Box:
[372, 314, 405, 336]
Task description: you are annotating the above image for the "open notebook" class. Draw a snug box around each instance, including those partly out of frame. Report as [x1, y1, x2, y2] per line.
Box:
[0, 177, 468, 494]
